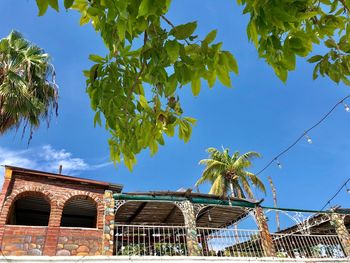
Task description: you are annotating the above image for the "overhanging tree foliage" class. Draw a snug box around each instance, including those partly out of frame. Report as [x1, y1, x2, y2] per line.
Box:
[34, 0, 350, 170]
[0, 31, 58, 139]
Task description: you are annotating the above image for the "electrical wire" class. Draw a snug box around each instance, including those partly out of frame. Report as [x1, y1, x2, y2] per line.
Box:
[255, 94, 350, 176]
[320, 177, 350, 211]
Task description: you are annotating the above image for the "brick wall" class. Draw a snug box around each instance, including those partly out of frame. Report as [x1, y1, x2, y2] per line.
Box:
[0, 169, 110, 256]
[1, 225, 47, 256]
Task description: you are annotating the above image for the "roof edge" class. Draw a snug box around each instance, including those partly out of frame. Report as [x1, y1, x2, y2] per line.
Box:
[4, 165, 123, 192]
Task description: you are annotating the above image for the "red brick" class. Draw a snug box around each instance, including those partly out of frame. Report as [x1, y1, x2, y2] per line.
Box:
[0, 168, 108, 256]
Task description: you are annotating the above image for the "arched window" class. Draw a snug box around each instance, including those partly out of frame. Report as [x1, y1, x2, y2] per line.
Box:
[61, 196, 97, 228]
[7, 193, 51, 226]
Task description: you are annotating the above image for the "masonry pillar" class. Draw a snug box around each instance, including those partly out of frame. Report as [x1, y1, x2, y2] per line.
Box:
[176, 201, 201, 256]
[254, 206, 276, 257]
[331, 213, 350, 257]
[43, 204, 62, 256]
[0, 168, 13, 249]
[102, 190, 115, 256]
[0, 168, 13, 209]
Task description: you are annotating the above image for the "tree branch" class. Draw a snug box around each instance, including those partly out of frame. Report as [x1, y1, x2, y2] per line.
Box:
[161, 15, 190, 45]
[124, 31, 148, 121]
[339, 0, 350, 13]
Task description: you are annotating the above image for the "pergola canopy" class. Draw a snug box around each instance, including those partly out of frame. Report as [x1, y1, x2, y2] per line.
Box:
[114, 191, 261, 228]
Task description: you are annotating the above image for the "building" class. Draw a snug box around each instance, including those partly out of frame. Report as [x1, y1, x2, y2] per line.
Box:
[0, 165, 349, 262]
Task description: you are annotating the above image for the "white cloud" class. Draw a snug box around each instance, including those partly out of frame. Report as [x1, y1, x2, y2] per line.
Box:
[0, 145, 112, 187]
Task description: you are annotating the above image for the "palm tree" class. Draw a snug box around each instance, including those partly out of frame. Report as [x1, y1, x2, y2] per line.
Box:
[0, 31, 58, 139]
[196, 147, 266, 199]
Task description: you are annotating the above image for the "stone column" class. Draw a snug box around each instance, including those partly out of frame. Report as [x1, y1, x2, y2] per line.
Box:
[331, 213, 350, 257]
[102, 190, 115, 256]
[176, 201, 201, 256]
[0, 168, 13, 249]
[254, 206, 276, 257]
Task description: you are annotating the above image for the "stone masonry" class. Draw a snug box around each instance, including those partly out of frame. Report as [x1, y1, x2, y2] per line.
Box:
[56, 230, 102, 256]
[102, 190, 115, 256]
[331, 213, 350, 257]
[175, 201, 201, 256]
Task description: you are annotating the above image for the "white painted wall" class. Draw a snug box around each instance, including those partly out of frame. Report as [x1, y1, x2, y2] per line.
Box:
[0, 256, 348, 263]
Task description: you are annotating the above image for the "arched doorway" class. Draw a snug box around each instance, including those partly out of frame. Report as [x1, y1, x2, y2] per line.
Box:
[61, 195, 97, 228]
[6, 192, 51, 226]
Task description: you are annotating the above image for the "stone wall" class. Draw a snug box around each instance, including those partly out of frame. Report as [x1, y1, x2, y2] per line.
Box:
[1, 225, 47, 256]
[102, 190, 115, 256]
[55, 228, 102, 256]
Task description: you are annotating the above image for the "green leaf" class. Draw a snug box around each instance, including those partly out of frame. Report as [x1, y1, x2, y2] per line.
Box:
[165, 74, 177, 96]
[138, 0, 159, 17]
[94, 111, 102, 127]
[124, 155, 136, 171]
[217, 65, 232, 87]
[325, 39, 337, 49]
[117, 20, 126, 41]
[36, 0, 49, 16]
[206, 70, 216, 88]
[274, 67, 288, 82]
[89, 54, 105, 63]
[203, 30, 217, 44]
[307, 55, 323, 63]
[80, 14, 90, 25]
[139, 95, 150, 109]
[149, 140, 158, 156]
[247, 21, 258, 48]
[223, 51, 238, 74]
[165, 124, 175, 137]
[48, 0, 59, 11]
[184, 117, 197, 125]
[165, 40, 180, 63]
[341, 76, 350, 85]
[191, 77, 201, 96]
[64, 0, 74, 9]
[89, 64, 99, 85]
[170, 22, 197, 40]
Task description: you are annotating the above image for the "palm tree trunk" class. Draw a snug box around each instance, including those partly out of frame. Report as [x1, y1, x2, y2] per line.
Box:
[268, 176, 280, 232]
[230, 181, 240, 246]
[230, 182, 234, 198]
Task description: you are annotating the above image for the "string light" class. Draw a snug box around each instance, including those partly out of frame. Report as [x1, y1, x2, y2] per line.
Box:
[256, 94, 350, 176]
[343, 101, 350, 112]
[275, 159, 282, 169]
[346, 183, 350, 194]
[304, 134, 312, 144]
[320, 178, 350, 211]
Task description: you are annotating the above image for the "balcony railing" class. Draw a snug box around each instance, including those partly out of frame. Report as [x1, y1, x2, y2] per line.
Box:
[115, 224, 347, 258]
[115, 225, 188, 256]
[271, 233, 345, 258]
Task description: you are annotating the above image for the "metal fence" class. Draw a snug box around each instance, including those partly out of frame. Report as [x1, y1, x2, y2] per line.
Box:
[115, 224, 346, 258]
[271, 233, 345, 259]
[115, 225, 188, 256]
[197, 227, 264, 257]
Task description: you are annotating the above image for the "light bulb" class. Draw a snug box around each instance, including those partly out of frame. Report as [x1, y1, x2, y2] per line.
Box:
[305, 134, 312, 144]
[343, 102, 350, 112]
[275, 159, 282, 169]
[347, 188, 350, 194]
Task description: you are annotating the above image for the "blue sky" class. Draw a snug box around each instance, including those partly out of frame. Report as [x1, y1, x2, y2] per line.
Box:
[1, 0, 349, 224]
